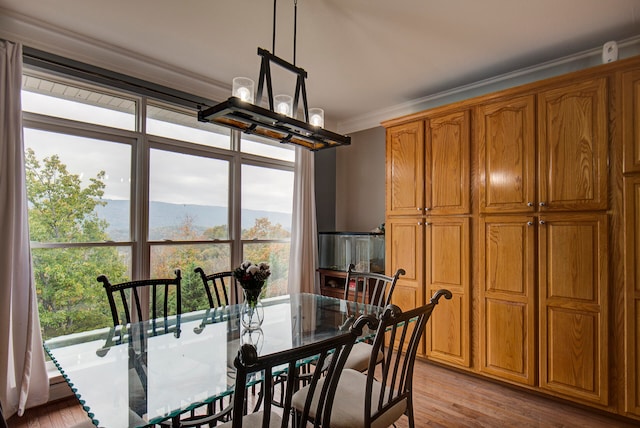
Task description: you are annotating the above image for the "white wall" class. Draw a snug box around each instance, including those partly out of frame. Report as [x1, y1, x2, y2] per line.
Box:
[334, 126, 385, 232]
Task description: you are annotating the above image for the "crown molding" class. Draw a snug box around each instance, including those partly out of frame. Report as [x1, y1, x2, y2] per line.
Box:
[338, 34, 640, 134]
[0, 8, 230, 104]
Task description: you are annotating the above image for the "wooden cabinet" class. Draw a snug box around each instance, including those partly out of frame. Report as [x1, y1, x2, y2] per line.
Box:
[424, 216, 470, 367]
[539, 213, 608, 405]
[477, 95, 536, 213]
[625, 176, 640, 414]
[386, 110, 470, 217]
[383, 56, 640, 420]
[479, 215, 536, 385]
[385, 110, 471, 363]
[538, 78, 608, 212]
[623, 69, 640, 173]
[386, 121, 425, 216]
[425, 110, 471, 215]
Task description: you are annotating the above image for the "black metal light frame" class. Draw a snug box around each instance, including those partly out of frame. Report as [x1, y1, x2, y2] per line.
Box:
[197, 49, 351, 151]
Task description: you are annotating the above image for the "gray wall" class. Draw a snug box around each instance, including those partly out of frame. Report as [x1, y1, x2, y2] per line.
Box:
[334, 126, 386, 232]
[314, 148, 337, 232]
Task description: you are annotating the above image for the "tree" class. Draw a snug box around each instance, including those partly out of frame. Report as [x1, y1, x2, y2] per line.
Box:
[25, 148, 127, 338]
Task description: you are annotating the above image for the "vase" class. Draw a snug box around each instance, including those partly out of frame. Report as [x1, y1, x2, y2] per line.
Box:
[241, 287, 264, 329]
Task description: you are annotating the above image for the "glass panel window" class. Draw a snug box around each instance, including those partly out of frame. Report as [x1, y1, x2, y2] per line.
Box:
[24, 128, 132, 243]
[33, 246, 131, 340]
[149, 149, 229, 241]
[150, 243, 231, 312]
[147, 104, 230, 149]
[22, 73, 136, 130]
[241, 134, 295, 162]
[242, 242, 290, 297]
[241, 165, 293, 240]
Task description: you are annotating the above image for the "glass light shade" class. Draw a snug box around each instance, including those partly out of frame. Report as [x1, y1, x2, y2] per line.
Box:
[232, 77, 255, 103]
[274, 94, 293, 117]
[309, 108, 324, 127]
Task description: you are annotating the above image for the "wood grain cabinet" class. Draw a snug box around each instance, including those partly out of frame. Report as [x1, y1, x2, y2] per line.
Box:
[625, 176, 640, 414]
[623, 69, 640, 173]
[538, 213, 608, 405]
[385, 109, 471, 364]
[477, 95, 536, 213]
[537, 78, 608, 212]
[384, 56, 640, 420]
[479, 215, 536, 385]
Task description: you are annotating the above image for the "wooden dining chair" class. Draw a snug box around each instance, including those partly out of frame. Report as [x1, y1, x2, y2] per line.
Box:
[195, 267, 239, 307]
[292, 289, 452, 428]
[181, 313, 378, 428]
[342, 263, 405, 372]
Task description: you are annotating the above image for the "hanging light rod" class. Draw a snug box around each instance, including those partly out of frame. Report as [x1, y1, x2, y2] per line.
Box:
[197, 0, 350, 151]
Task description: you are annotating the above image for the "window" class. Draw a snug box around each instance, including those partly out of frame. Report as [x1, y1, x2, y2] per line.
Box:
[23, 70, 294, 340]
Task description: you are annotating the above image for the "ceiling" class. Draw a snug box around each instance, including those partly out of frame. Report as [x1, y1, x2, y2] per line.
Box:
[1, 0, 639, 132]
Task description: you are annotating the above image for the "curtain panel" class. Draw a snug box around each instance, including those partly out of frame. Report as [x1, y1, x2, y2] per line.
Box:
[287, 147, 319, 294]
[0, 40, 49, 418]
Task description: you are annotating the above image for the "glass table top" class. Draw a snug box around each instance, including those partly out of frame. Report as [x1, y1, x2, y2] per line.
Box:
[44, 293, 381, 428]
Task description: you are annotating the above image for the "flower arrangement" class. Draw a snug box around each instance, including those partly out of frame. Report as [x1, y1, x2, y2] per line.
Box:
[234, 261, 271, 308]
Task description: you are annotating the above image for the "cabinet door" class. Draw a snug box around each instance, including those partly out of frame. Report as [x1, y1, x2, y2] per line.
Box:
[386, 217, 426, 356]
[426, 110, 470, 215]
[425, 216, 470, 367]
[625, 176, 640, 414]
[623, 69, 640, 173]
[477, 95, 536, 213]
[538, 78, 608, 211]
[539, 213, 608, 405]
[386, 122, 425, 216]
[479, 215, 536, 385]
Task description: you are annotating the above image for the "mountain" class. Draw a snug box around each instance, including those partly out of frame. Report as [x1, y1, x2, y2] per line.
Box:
[95, 200, 291, 240]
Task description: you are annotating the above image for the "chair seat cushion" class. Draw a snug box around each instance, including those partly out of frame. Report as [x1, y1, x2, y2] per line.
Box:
[344, 342, 384, 372]
[218, 410, 282, 428]
[292, 368, 407, 428]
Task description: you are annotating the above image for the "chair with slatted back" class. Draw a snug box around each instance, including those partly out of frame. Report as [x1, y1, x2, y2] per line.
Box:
[195, 267, 239, 308]
[342, 263, 405, 372]
[97, 270, 182, 418]
[172, 313, 378, 428]
[98, 269, 182, 329]
[292, 289, 452, 428]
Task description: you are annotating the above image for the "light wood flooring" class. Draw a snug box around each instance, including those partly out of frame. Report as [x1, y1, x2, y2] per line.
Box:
[8, 359, 639, 427]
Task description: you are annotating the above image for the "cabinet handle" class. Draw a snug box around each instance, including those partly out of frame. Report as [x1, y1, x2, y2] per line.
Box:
[417, 222, 422, 226]
[539, 202, 546, 207]
[539, 220, 546, 225]
[527, 221, 533, 226]
[527, 202, 534, 207]
[417, 208, 422, 211]
[425, 207, 431, 211]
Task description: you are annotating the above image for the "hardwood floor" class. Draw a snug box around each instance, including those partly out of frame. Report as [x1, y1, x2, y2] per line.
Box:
[8, 359, 639, 427]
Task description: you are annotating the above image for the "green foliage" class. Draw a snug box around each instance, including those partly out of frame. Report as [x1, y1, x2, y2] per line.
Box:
[26, 149, 127, 339]
[26, 149, 291, 339]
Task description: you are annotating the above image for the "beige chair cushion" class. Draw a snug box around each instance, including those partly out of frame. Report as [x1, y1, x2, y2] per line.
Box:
[218, 410, 282, 428]
[292, 368, 407, 428]
[344, 342, 384, 372]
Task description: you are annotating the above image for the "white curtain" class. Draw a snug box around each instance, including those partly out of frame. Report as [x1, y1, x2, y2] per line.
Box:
[0, 40, 49, 418]
[287, 147, 319, 294]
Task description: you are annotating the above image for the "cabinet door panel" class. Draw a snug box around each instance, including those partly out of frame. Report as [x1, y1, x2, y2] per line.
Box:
[478, 96, 536, 213]
[479, 216, 535, 385]
[425, 217, 470, 367]
[538, 78, 608, 211]
[386, 122, 425, 215]
[623, 69, 640, 173]
[539, 213, 608, 405]
[426, 110, 470, 215]
[624, 176, 640, 413]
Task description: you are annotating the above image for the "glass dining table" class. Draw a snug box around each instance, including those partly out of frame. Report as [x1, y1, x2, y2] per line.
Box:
[44, 293, 381, 428]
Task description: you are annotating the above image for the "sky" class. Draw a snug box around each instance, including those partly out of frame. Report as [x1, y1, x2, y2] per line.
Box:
[22, 91, 294, 213]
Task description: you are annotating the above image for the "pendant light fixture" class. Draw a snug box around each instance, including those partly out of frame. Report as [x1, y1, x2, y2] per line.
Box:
[197, 0, 350, 151]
